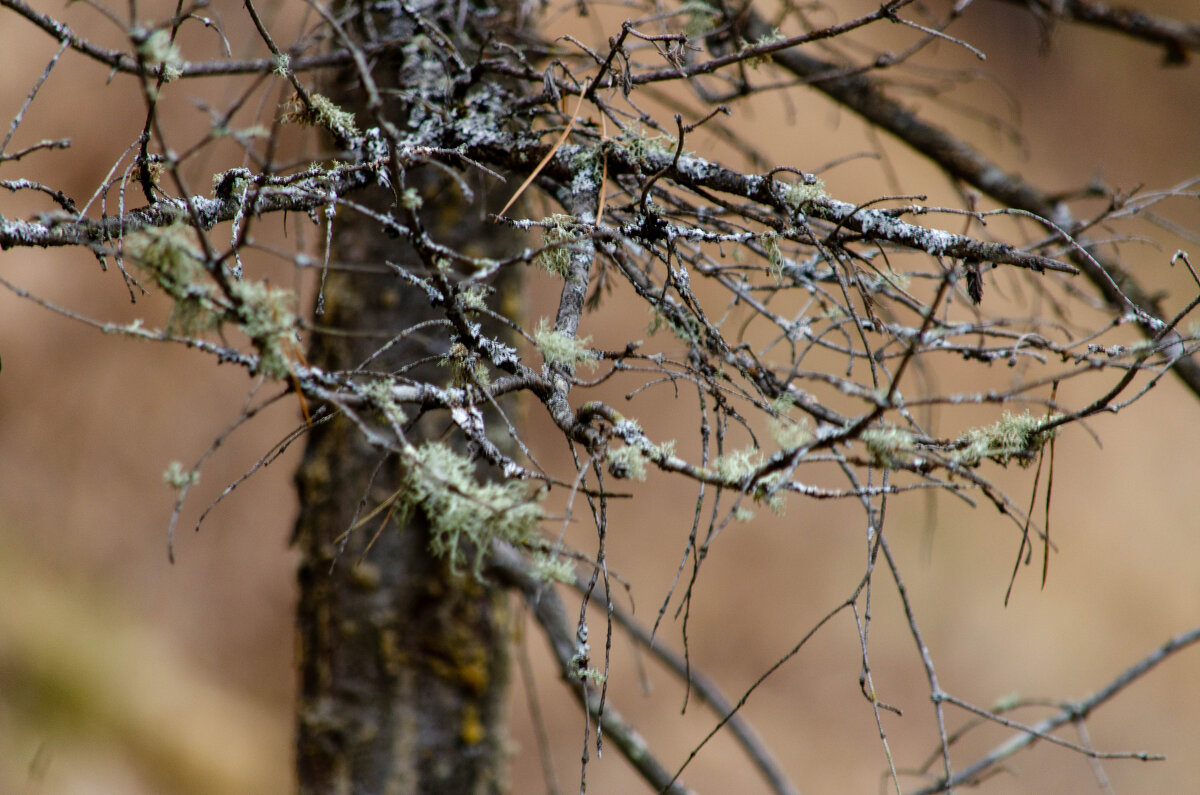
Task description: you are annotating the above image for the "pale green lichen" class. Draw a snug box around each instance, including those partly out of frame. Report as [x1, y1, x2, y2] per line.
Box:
[400, 442, 545, 576]
[733, 505, 756, 523]
[612, 415, 639, 433]
[272, 53, 290, 77]
[713, 446, 762, 483]
[1127, 339, 1158, 359]
[137, 29, 183, 80]
[102, 318, 148, 337]
[614, 127, 679, 161]
[123, 223, 221, 335]
[878, 265, 911, 292]
[574, 667, 607, 686]
[441, 342, 490, 387]
[861, 425, 916, 469]
[681, 0, 720, 36]
[281, 92, 359, 138]
[124, 223, 299, 377]
[458, 285, 489, 312]
[954, 411, 1059, 467]
[752, 472, 788, 516]
[534, 215, 578, 276]
[162, 460, 199, 490]
[228, 279, 298, 379]
[823, 303, 845, 322]
[569, 144, 606, 188]
[606, 443, 648, 481]
[363, 379, 407, 426]
[767, 401, 812, 450]
[530, 551, 576, 584]
[534, 320, 597, 371]
[647, 304, 702, 344]
[761, 230, 786, 281]
[778, 176, 826, 213]
[400, 187, 423, 210]
[741, 27, 784, 68]
[212, 169, 247, 193]
[648, 438, 676, 461]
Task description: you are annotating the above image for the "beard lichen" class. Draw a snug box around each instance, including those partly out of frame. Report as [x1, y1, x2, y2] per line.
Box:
[123, 223, 221, 335]
[767, 399, 813, 450]
[954, 411, 1059, 467]
[860, 425, 917, 469]
[228, 279, 298, 379]
[605, 443, 648, 480]
[534, 214, 579, 276]
[712, 446, 763, 484]
[533, 319, 597, 371]
[123, 222, 300, 378]
[399, 442, 545, 576]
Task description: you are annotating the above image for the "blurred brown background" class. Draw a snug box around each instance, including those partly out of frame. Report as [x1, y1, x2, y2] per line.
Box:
[1, 1, 1198, 793]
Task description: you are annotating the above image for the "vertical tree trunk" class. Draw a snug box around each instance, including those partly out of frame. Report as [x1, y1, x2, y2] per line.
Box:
[292, 4, 524, 791]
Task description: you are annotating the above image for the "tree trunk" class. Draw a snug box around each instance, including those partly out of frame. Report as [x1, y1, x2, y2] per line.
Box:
[292, 4, 525, 791]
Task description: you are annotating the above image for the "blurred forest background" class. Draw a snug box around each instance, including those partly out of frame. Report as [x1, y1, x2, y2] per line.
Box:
[1, 0, 1198, 792]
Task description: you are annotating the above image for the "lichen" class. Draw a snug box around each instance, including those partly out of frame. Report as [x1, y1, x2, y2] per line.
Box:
[761, 230, 786, 282]
[228, 279, 298, 379]
[124, 222, 300, 377]
[441, 341, 491, 387]
[137, 29, 182, 80]
[879, 265, 911, 291]
[733, 505, 755, 522]
[530, 551, 576, 584]
[162, 460, 199, 490]
[614, 127, 679, 161]
[954, 411, 1059, 467]
[534, 215, 578, 276]
[458, 285, 489, 312]
[399, 442, 545, 576]
[681, 0, 720, 36]
[123, 223, 221, 335]
[534, 319, 597, 371]
[713, 446, 762, 483]
[767, 396, 812, 450]
[649, 438, 676, 461]
[778, 176, 826, 214]
[281, 92, 359, 139]
[741, 27, 784, 68]
[363, 379, 408, 426]
[574, 667, 607, 686]
[606, 443, 648, 480]
[647, 303, 702, 344]
[861, 425, 916, 469]
[400, 187, 423, 210]
[752, 472, 788, 516]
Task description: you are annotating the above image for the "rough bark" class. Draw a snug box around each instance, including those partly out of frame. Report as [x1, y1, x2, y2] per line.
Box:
[292, 4, 524, 791]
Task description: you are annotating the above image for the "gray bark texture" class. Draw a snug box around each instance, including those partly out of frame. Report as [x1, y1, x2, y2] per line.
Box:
[292, 3, 526, 791]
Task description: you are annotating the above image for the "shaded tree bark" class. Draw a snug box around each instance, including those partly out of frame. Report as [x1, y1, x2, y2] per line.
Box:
[292, 3, 526, 790]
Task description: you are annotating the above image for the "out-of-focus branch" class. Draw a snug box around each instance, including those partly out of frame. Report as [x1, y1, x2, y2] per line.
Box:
[909, 624, 1200, 794]
[577, 580, 800, 795]
[489, 542, 696, 795]
[992, 0, 1200, 64]
[735, 8, 1200, 403]
[0, 0, 395, 78]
